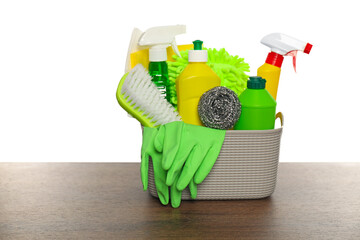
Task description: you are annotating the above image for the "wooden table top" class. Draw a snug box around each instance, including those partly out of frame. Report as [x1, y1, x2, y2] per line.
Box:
[0, 163, 359, 240]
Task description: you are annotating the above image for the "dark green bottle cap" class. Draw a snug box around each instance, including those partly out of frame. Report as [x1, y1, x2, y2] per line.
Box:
[247, 76, 266, 89]
[193, 40, 203, 50]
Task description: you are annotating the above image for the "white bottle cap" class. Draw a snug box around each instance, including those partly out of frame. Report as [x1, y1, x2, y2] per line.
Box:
[188, 50, 208, 62]
[149, 46, 167, 62]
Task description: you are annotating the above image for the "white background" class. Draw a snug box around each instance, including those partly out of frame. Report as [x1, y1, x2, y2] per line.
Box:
[1, 0, 359, 162]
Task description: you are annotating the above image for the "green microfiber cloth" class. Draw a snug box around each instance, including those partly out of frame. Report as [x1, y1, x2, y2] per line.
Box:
[167, 48, 250, 109]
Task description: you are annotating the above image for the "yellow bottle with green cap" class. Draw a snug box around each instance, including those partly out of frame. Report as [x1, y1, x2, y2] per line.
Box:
[176, 40, 221, 126]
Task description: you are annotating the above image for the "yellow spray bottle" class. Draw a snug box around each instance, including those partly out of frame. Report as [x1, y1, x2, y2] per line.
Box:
[257, 33, 312, 100]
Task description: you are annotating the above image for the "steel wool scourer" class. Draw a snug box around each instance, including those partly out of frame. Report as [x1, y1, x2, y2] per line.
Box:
[198, 86, 241, 130]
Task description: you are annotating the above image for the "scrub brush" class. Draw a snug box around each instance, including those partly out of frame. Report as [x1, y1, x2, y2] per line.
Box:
[168, 48, 250, 109]
[116, 64, 182, 128]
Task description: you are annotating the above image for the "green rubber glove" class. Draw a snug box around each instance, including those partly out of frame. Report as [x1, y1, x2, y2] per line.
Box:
[141, 127, 169, 205]
[154, 121, 226, 192]
[169, 174, 197, 208]
[150, 121, 196, 208]
[141, 125, 197, 208]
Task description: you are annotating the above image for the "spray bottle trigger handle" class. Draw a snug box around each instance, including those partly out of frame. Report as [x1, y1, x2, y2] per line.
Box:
[171, 39, 181, 58]
[286, 50, 298, 73]
[293, 55, 297, 72]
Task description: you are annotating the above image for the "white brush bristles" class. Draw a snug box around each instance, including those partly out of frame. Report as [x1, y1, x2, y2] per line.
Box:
[121, 64, 182, 126]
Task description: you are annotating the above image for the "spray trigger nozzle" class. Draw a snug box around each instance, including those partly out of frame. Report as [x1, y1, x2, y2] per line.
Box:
[138, 25, 186, 62]
[285, 50, 298, 72]
[261, 33, 312, 72]
[171, 39, 181, 58]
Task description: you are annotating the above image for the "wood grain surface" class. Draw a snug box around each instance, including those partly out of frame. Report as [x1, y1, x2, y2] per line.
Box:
[0, 163, 359, 240]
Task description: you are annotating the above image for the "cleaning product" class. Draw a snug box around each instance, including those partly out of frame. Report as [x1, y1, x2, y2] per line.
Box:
[234, 77, 276, 130]
[142, 121, 226, 207]
[257, 33, 312, 100]
[138, 25, 186, 104]
[176, 40, 221, 126]
[198, 86, 241, 130]
[128, 44, 193, 72]
[116, 64, 181, 128]
[124, 27, 192, 72]
[168, 48, 250, 108]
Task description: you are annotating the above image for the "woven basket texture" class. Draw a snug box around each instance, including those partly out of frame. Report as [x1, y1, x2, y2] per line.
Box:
[148, 127, 283, 200]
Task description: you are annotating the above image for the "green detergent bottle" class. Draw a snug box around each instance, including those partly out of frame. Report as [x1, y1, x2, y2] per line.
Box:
[148, 60, 170, 100]
[138, 25, 186, 106]
[234, 76, 276, 130]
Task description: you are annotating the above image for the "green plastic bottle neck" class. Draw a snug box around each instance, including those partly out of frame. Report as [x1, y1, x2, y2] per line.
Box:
[247, 76, 266, 89]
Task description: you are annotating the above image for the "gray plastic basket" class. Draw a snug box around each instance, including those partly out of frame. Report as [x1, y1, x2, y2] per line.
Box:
[148, 113, 284, 200]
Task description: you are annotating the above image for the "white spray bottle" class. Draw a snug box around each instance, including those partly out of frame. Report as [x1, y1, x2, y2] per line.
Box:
[257, 33, 312, 100]
[138, 25, 186, 105]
